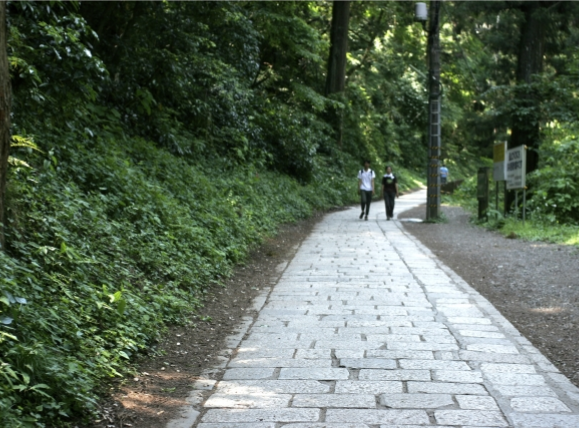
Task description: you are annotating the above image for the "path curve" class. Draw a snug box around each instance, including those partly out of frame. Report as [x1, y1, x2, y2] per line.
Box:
[166, 189, 579, 428]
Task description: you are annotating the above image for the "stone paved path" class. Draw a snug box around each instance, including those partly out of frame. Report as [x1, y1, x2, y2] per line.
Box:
[168, 190, 579, 428]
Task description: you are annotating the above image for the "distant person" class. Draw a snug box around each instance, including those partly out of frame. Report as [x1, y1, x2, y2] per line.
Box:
[381, 166, 399, 220]
[357, 160, 375, 221]
[440, 164, 449, 184]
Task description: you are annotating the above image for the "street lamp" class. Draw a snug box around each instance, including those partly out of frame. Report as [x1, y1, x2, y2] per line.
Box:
[416, 1, 442, 221]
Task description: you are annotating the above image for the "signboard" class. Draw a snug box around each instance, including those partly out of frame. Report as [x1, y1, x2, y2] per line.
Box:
[506, 145, 526, 190]
[493, 142, 506, 181]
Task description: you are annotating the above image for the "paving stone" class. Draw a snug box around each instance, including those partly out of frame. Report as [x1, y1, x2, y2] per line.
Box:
[378, 426, 456, 428]
[359, 369, 430, 381]
[201, 408, 320, 423]
[339, 359, 396, 369]
[192, 379, 217, 390]
[366, 350, 435, 360]
[434, 370, 483, 383]
[466, 344, 520, 354]
[408, 381, 488, 395]
[356, 307, 408, 316]
[434, 410, 508, 426]
[422, 334, 458, 344]
[335, 381, 403, 394]
[493, 385, 557, 397]
[334, 349, 365, 359]
[314, 340, 383, 350]
[366, 334, 421, 342]
[216, 380, 330, 394]
[222, 368, 275, 380]
[281, 424, 370, 428]
[292, 394, 376, 408]
[198, 424, 276, 428]
[229, 358, 331, 368]
[510, 396, 571, 412]
[480, 363, 536, 374]
[294, 349, 331, 359]
[459, 350, 530, 364]
[165, 409, 200, 428]
[279, 368, 349, 380]
[511, 413, 579, 428]
[236, 348, 295, 359]
[485, 372, 546, 386]
[453, 324, 501, 332]
[325, 409, 429, 424]
[387, 341, 459, 351]
[456, 395, 500, 410]
[204, 393, 291, 408]
[461, 337, 514, 346]
[239, 341, 312, 349]
[399, 359, 470, 371]
[380, 393, 453, 408]
[447, 317, 492, 325]
[459, 330, 506, 339]
[301, 333, 363, 340]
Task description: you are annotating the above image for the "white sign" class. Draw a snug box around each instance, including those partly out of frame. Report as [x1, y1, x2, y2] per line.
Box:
[493, 142, 506, 181]
[506, 145, 526, 190]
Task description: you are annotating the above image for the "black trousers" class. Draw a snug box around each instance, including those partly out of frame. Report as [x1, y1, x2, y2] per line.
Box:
[360, 190, 373, 215]
[384, 191, 396, 218]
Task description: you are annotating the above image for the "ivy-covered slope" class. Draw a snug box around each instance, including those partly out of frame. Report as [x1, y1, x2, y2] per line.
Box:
[2, 122, 360, 426]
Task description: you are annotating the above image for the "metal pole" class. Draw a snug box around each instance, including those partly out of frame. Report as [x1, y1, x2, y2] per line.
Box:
[515, 191, 518, 219]
[426, 0, 441, 221]
[495, 182, 499, 212]
[523, 188, 526, 225]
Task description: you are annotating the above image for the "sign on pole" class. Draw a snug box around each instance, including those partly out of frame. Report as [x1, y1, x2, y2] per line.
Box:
[506, 145, 526, 190]
[493, 142, 506, 181]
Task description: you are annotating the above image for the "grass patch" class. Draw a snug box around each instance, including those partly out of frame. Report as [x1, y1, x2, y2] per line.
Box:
[500, 218, 579, 247]
[441, 171, 579, 248]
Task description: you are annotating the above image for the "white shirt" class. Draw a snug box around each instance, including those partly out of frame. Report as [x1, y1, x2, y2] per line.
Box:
[357, 168, 375, 191]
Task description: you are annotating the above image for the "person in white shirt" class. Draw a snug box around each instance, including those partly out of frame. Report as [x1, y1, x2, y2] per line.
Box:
[357, 160, 375, 221]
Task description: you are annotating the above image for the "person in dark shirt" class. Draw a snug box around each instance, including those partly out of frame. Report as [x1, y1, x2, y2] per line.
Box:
[381, 166, 399, 220]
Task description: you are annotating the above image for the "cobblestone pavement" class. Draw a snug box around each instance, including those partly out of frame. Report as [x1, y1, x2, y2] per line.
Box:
[167, 191, 579, 428]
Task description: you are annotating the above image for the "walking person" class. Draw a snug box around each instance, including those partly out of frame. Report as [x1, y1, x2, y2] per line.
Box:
[357, 160, 375, 221]
[382, 166, 399, 220]
[440, 164, 449, 184]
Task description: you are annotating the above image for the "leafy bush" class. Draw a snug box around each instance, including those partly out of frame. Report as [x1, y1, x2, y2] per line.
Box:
[0, 130, 357, 427]
[526, 123, 579, 224]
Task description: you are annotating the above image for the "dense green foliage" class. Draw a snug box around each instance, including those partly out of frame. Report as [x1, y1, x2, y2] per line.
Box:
[1, 1, 579, 426]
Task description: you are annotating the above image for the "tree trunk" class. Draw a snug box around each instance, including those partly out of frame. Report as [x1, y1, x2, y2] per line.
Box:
[510, 1, 545, 173]
[325, 1, 350, 149]
[325, 1, 350, 96]
[506, 2, 545, 213]
[0, 1, 12, 250]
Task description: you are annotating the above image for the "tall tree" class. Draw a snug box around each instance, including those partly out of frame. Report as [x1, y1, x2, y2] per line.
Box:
[0, 0, 11, 250]
[510, 1, 547, 174]
[325, 1, 350, 149]
[325, 1, 350, 96]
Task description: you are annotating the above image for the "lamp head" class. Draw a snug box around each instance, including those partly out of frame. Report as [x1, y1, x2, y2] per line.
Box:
[415, 3, 428, 21]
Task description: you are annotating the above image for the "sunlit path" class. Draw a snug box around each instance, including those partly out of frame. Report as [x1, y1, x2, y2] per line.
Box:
[168, 189, 579, 428]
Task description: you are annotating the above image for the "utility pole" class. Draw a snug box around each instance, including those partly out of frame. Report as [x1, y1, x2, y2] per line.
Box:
[425, 0, 441, 221]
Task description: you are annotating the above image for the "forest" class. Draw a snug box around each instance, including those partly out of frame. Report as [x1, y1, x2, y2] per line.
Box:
[0, 1, 578, 426]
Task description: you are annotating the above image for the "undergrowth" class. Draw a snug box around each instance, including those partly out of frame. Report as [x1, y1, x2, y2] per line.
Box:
[443, 164, 579, 248]
[0, 131, 361, 427]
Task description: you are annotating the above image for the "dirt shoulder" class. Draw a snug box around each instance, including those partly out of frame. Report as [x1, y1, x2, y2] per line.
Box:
[399, 204, 579, 387]
[86, 210, 334, 428]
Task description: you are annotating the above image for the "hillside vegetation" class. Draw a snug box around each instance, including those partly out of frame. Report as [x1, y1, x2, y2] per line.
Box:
[1, 2, 578, 426]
